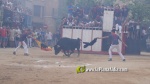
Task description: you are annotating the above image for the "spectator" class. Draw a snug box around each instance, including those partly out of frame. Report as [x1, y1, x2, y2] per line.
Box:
[72, 7, 78, 17]
[61, 3, 130, 29]
[78, 7, 84, 19]
[142, 28, 148, 50]
[122, 5, 129, 21]
[100, 5, 104, 19]
[116, 17, 123, 35]
[95, 15, 102, 27]
[32, 30, 38, 47]
[9, 27, 16, 48]
[68, 3, 73, 17]
[114, 5, 122, 21]
[45, 31, 52, 47]
[74, 16, 80, 26]
[26, 29, 32, 48]
[67, 16, 73, 26]
[6, 0, 13, 10]
[83, 4, 90, 18]
[41, 29, 46, 43]
[0, 26, 8, 48]
[61, 17, 67, 26]
[91, 5, 97, 19]
[56, 31, 61, 39]
[37, 28, 42, 42]
[6, 26, 10, 47]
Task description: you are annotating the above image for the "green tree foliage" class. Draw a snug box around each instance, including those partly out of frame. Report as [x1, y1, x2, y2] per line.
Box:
[75, 0, 117, 7]
[67, 0, 75, 5]
[118, 0, 150, 26]
[75, 0, 96, 8]
[128, 0, 150, 23]
[103, 0, 116, 6]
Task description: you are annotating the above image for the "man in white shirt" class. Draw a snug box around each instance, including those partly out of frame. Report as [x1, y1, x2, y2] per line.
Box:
[9, 28, 16, 47]
[45, 31, 52, 47]
[142, 28, 147, 50]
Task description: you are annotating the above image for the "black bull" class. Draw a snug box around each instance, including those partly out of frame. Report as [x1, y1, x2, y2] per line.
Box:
[54, 38, 81, 56]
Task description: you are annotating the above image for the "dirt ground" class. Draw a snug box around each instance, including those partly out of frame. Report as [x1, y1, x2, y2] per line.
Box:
[0, 48, 150, 84]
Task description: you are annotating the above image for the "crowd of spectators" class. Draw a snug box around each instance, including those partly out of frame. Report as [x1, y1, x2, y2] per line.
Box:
[0, 26, 60, 48]
[1, 0, 32, 15]
[61, 3, 129, 29]
[0, 0, 32, 28]
[122, 18, 150, 52]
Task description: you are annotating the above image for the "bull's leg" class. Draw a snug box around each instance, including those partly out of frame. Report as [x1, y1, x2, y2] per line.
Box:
[63, 50, 67, 56]
[67, 50, 71, 57]
[69, 50, 74, 56]
[63, 50, 70, 57]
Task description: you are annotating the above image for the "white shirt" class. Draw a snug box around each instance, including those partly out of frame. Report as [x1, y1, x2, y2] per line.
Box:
[15, 29, 22, 37]
[46, 32, 52, 40]
[142, 30, 147, 35]
[9, 29, 16, 41]
[10, 29, 16, 37]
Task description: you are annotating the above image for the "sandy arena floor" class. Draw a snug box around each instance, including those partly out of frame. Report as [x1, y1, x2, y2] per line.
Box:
[0, 48, 150, 84]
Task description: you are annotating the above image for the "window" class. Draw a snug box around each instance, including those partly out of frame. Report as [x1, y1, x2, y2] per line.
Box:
[42, 6, 44, 18]
[34, 5, 41, 17]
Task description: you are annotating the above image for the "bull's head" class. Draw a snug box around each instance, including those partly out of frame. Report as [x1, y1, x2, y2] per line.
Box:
[54, 45, 61, 55]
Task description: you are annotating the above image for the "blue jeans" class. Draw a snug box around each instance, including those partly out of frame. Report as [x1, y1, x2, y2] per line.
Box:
[2, 37, 8, 42]
[1, 37, 8, 47]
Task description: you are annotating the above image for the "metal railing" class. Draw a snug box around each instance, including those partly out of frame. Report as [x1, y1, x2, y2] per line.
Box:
[62, 25, 103, 30]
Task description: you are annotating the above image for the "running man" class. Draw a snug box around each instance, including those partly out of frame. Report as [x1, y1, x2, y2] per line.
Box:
[98, 29, 127, 61]
[13, 30, 30, 56]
